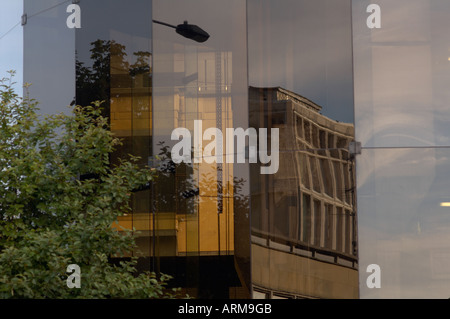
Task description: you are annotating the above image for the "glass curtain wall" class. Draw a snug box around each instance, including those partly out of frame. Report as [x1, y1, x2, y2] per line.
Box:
[247, 0, 358, 299]
[23, 0, 359, 300]
[152, 0, 250, 298]
[75, 0, 153, 267]
[22, 0, 155, 288]
[353, 0, 450, 298]
[22, 0, 450, 300]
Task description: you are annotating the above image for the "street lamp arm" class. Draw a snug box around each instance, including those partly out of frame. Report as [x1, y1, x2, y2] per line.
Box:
[152, 19, 177, 29]
[152, 19, 210, 43]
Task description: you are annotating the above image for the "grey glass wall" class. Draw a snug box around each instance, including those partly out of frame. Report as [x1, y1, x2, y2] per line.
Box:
[22, 0, 361, 299]
[353, 0, 450, 298]
[24, 0, 154, 278]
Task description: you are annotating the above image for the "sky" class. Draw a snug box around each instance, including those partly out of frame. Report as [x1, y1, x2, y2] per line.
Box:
[0, 0, 23, 92]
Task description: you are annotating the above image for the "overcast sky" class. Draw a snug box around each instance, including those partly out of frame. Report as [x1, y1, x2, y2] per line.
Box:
[0, 0, 23, 94]
[0, 1, 23, 92]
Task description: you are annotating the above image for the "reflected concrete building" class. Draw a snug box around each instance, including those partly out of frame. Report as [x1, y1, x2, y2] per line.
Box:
[249, 87, 358, 298]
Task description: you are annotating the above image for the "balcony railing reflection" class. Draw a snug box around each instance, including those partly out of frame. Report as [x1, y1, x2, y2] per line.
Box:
[251, 229, 358, 269]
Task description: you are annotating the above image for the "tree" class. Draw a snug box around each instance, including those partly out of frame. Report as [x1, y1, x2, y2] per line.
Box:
[0, 71, 178, 299]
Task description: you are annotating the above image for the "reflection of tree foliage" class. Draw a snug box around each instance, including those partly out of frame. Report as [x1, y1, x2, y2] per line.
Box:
[75, 39, 152, 119]
[75, 38, 249, 214]
[75, 38, 153, 171]
[154, 141, 249, 217]
[76, 40, 114, 109]
[154, 141, 196, 214]
[153, 141, 251, 297]
[130, 51, 152, 77]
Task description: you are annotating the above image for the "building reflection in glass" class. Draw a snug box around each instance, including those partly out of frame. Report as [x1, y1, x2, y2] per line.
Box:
[247, 0, 357, 299]
[73, 0, 358, 299]
[150, 0, 250, 298]
[249, 87, 357, 299]
[74, 1, 153, 277]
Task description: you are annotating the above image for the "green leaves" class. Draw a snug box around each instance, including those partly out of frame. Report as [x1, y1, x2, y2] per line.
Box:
[0, 74, 175, 299]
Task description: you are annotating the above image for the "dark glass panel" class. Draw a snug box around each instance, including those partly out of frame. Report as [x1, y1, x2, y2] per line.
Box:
[75, 0, 153, 259]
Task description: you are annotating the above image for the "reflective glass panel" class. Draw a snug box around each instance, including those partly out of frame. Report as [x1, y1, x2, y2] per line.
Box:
[353, 0, 450, 299]
[75, 0, 152, 264]
[357, 148, 450, 298]
[248, 0, 358, 299]
[353, 0, 450, 148]
[153, 0, 249, 298]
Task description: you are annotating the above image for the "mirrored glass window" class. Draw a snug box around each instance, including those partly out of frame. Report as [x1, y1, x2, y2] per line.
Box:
[358, 148, 450, 298]
[152, 0, 249, 298]
[74, 1, 153, 264]
[248, 0, 358, 299]
[353, 0, 450, 148]
[353, 0, 450, 299]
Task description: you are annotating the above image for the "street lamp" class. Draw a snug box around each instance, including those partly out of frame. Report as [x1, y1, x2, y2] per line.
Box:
[152, 20, 210, 43]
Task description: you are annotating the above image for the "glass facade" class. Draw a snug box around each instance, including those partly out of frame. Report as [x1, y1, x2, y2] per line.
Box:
[152, 0, 249, 298]
[248, 0, 357, 298]
[19, 0, 450, 299]
[353, 0, 450, 298]
[74, 2, 153, 269]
